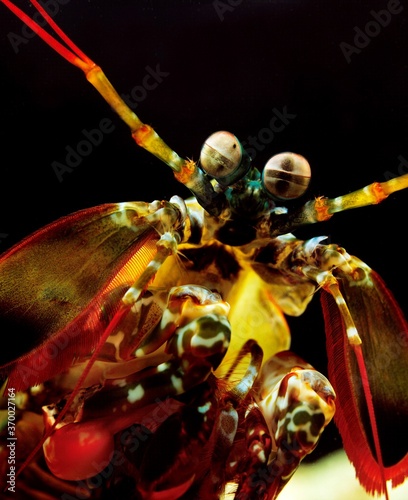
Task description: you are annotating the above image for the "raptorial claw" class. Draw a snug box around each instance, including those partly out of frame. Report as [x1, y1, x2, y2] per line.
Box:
[255, 351, 336, 498]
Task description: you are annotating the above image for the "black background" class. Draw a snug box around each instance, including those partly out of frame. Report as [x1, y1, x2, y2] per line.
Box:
[1, 0, 408, 459]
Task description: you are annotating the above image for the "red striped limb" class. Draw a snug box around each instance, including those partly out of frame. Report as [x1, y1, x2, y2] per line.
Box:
[309, 268, 389, 498]
[0, 0, 223, 213]
[297, 246, 408, 499]
[6, 204, 184, 484]
[42, 284, 230, 483]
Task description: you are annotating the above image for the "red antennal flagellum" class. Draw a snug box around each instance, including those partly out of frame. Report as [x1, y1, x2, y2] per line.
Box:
[1, 0, 221, 213]
[2, 0, 93, 71]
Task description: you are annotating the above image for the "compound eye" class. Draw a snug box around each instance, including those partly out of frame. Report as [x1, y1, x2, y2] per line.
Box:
[200, 131, 250, 186]
[262, 152, 311, 200]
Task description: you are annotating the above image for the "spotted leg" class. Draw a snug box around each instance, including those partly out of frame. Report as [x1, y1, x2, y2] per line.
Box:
[252, 351, 336, 499]
[117, 342, 260, 499]
[283, 238, 408, 497]
[40, 284, 231, 482]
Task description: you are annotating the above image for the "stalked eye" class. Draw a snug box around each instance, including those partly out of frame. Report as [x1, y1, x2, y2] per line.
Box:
[200, 131, 251, 186]
[262, 152, 311, 200]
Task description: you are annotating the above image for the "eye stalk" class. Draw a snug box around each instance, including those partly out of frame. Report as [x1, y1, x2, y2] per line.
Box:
[262, 152, 311, 200]
[199, 131, 251, 186]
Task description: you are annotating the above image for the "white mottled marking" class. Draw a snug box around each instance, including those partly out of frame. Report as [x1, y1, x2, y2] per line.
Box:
[112, 378, 127, 387]
[157, 362, 170, 372]
[198, 401, 212, 414]
[111, 203, 133, 228]
[127, 384, 145, 403]
[335, 295, 346, 306]
[191, 330, 226, 350]
[171, 374, 184, 394]
[346, 325, 360, 342]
